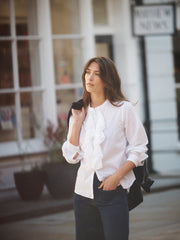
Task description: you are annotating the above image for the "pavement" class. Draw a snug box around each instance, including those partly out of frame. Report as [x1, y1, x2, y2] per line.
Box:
[0, 189, 180, 240]
[0, 173, 180, 225]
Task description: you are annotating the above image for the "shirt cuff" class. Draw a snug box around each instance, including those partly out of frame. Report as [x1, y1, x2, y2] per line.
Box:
[66, 140, 80, 152]
[127, 153, 144, 167]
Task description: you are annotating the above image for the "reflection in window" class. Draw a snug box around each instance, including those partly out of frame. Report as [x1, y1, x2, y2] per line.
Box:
[0, 94, 17, 142]
[50, 0, 80, 34]
[0, 1, 13, 90]
[15, 0, 37, 35]
[0, 41, 13, 89]
[56, 89, 83, 116]
[95, 35, 113, 60]
[20, 92, 43, 139]
[17, 40, 41, 87]
[0, 0, 10, 35]
[93, 0, 108, 25]
[53, 40, 82, 85]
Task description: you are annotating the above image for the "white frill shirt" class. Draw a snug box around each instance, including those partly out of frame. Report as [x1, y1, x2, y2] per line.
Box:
[62, 100, 148, 199]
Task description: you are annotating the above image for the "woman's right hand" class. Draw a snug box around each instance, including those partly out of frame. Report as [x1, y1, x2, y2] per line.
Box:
[72, 107, 86, 125]
[69, 107, 86, 147]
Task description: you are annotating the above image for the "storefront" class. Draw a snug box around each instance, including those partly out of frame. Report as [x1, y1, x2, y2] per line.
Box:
[0, 0, 179, 189]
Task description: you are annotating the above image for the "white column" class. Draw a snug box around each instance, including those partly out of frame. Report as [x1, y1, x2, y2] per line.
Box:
[37, 0, 57, 126]
[113, 0, 144, 118]
[71, 1, 83, 84]
[79, 0, 95, 65]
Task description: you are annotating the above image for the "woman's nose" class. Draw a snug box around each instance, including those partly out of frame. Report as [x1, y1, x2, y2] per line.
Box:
[87, 73, 93, 81]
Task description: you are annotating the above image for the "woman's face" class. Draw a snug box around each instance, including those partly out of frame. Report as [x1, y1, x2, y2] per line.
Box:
[85, 62, 105, 96]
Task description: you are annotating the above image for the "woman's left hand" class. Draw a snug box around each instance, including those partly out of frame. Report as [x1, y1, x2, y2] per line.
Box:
[98, 161, 135, 191]
[98, 174, 120, 191]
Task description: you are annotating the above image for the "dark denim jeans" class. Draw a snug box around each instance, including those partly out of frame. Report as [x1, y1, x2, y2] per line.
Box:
[74, 173, 129, 240]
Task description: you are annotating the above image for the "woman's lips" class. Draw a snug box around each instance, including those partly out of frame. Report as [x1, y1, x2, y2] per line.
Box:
[86, 83, 94, 87]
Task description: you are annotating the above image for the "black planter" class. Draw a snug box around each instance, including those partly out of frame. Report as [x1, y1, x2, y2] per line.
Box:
[44, 162, 79, 199]
[14, 170, 45, 201]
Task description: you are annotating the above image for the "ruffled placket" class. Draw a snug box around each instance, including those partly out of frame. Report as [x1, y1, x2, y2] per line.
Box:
[82, 107, 106, 171]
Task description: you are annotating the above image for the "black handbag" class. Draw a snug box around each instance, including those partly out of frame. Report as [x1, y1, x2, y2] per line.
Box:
[127, 163, 154, 211]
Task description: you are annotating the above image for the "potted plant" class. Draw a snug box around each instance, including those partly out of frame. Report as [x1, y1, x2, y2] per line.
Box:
[42, 114, 79, 199]
[14, 144, 46, 201]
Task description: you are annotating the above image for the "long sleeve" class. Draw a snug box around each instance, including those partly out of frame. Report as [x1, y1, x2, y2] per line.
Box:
[124, 103, 148, 167]
[62, 116, 83, 164]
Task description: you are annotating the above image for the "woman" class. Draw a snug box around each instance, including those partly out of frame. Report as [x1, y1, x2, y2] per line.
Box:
[62, 57, 148, 240]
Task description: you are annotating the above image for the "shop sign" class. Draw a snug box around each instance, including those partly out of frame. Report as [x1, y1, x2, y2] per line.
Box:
[132, 4, 175, 36]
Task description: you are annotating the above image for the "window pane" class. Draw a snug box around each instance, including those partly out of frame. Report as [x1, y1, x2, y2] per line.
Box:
[56, 89, 83, 116]
[93, 0, 108, 25]
[176, 88, 180, 139]
[15, 0, 37, 35]
[95, 35, 114, 60]
[0, 0, 10, 36]
[53, 39, 82, 85]
[50, 0, 80, 34]
[21, 92, 43, 140]
[173, 35, 180, 83]
[0, 41, 14, 89]
[17, 40, 41, 87]
[0, 94, 17, 142]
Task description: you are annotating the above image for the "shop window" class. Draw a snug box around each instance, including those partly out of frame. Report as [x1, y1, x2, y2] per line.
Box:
[15, 0, 37, 35]
[53, 39, 82, 85]
[0, 0, 10, 35]
[0, 0, 42, 144]
[0, 40, 13, 89]
[50, 0, 80, 34]
[173, 31, 180, 139]
[0, 94, 17, 142]
[50, 0, 83, 119]
[95, 35, 113, 60]
[93, 0, 108, 25]
[17, 39, 41, 87]
[20, 92, 43, 139]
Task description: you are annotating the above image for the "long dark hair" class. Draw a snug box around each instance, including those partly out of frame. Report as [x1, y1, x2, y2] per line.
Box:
[82, 57, 128, 108]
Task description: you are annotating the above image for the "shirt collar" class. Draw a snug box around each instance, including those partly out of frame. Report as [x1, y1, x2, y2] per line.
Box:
[88, 99, 109, 111]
